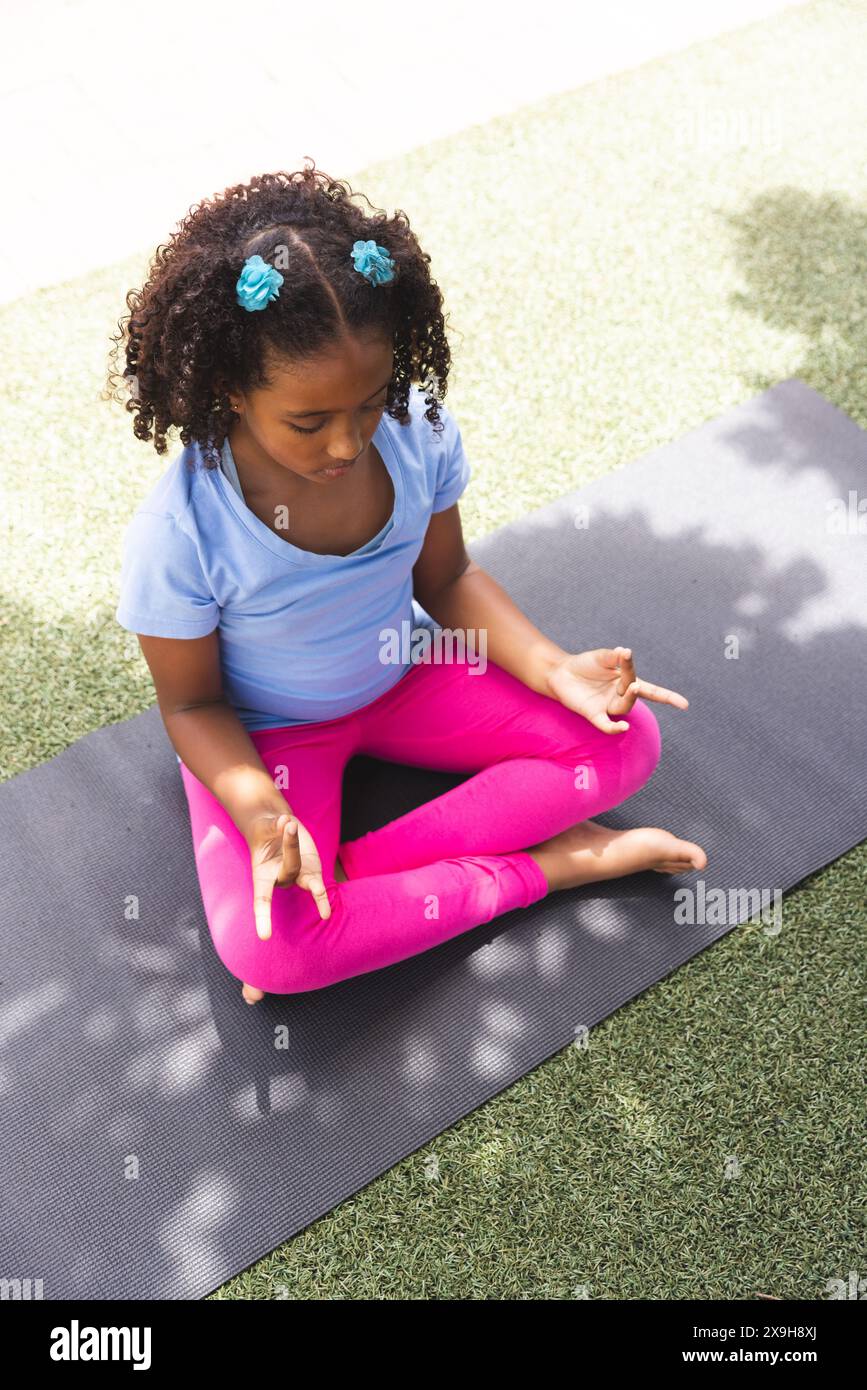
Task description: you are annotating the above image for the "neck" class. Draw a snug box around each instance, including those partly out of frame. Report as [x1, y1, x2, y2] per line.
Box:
[225, 418, 285, 498]
[227, 418, 370, 505]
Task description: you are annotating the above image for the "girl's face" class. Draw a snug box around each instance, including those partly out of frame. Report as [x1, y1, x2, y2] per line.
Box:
[228, 333, 394, 486]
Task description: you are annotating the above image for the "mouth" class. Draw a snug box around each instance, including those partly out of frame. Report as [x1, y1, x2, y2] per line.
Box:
[318, 453, 362, 478]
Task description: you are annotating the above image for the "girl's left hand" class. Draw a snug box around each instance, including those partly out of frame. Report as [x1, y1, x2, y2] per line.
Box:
[546, 646, 689, 734]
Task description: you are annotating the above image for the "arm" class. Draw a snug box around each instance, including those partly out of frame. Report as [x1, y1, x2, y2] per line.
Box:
[136, 631, 291, 844]
[412, 503, 569, 696]
[413, 504, 690, 734]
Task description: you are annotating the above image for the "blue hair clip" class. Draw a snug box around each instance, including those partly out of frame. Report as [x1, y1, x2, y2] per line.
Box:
[351, 239, 395, 286]
[236, 254, 284, 311]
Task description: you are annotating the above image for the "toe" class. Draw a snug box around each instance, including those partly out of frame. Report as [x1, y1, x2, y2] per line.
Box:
[655, 858, 697, 874]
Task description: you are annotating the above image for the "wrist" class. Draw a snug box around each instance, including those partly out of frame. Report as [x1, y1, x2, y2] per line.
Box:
[530, 645, 569, 697]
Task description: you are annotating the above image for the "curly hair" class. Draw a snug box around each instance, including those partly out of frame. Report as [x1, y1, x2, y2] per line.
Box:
[105, 160, 454, 468]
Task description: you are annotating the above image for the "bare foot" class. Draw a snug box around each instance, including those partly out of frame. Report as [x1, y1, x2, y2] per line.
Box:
[527, 819, 708, 893]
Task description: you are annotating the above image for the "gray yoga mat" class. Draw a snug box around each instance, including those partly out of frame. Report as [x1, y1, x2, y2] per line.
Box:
[1, 378, 865, 1300]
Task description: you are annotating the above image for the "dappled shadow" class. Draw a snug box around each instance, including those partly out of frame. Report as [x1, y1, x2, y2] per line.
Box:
[1, 366, 865, 1295]
[3, 183, 867, 1293]
[721, 185, 867, 411]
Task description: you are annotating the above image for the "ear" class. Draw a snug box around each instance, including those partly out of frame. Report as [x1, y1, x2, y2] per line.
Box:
[216, 379, 242, 414]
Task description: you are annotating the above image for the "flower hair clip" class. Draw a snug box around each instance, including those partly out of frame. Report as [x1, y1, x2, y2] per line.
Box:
[351, 239, 395, 286]
[234, 240, 393, 313]
[235, 254, 284, 312]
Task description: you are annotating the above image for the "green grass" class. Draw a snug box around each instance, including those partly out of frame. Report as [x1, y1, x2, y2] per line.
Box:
[2, 0, 864, 1298]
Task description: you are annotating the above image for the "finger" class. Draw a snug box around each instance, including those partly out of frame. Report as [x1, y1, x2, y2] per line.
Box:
[599, 647, 636, 693]
[608, 677, 641, 714]
[632, 679, 689, 709]
[279, 816, 301, 883]
[589, 710, 630, 735]
[612, 649, 637, 696]
[598, 646, 630, 671]
[252, 885, 274, 941]
[308, 875, 332, 920]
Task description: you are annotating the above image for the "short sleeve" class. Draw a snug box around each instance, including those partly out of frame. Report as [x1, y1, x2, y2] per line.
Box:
[115, 510, 219, 638]
[431, 407, 472, 513]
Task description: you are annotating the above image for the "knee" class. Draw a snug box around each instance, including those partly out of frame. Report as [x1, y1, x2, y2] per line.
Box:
[213, 881, 344, 995]
[267, 882, 345, 993]
[619, 698, 662, 791]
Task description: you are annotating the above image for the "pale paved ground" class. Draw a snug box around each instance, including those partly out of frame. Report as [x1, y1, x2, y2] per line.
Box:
[0, 0, 798, 304]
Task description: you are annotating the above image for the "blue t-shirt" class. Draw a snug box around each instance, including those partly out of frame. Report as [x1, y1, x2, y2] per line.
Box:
[115, 387, 471, 744]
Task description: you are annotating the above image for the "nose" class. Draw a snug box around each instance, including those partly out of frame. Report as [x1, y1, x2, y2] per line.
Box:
[330, 449, 363, 465]
[325, 415, 367, 462]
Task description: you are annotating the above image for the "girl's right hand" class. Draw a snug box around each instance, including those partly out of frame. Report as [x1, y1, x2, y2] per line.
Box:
[248, 811, 332, 941]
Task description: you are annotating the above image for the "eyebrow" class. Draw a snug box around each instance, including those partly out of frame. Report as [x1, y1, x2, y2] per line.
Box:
[280, 377, 392, 419]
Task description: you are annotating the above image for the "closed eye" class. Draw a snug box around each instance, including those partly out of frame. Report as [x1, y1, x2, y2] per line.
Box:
[287, 401, 386, 435]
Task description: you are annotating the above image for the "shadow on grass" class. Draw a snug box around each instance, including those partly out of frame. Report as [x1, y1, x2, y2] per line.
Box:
[722, 186, 867, 406]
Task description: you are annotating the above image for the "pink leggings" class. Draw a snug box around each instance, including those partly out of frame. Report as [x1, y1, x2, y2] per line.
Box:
[179, 657, 662, 994]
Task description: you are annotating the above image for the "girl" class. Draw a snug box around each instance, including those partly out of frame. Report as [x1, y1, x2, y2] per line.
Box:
[109, 162, 707, 1005]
